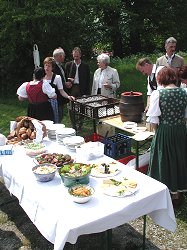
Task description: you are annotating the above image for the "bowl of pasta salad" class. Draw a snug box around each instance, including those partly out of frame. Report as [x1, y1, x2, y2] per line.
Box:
[68, 184, 94, 203]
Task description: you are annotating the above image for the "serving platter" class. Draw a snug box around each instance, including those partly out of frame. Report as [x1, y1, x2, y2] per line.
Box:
[24, 142, 47, 157]
[91, 162, 120, 178]
[101, 177, 139, 197]
[33, 153, 73, 168]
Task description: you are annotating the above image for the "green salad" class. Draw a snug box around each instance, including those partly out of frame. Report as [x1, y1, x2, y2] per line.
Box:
[59, 163, 91, 177]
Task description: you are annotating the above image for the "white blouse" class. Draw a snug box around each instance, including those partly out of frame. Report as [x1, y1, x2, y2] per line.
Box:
[17, 80, 56, 99]
[44, 75, 64, 90]
[146, 88, 187, 124]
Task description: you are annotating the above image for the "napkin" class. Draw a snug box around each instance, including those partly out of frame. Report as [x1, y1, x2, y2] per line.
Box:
[32, 119, 43, 143]
[131, 131, 154, 141]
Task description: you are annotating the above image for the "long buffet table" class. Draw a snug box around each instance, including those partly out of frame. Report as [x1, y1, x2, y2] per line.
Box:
[0, 139, 176, 250]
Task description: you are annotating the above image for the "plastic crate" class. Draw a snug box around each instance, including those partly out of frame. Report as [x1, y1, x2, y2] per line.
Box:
[103, 133, 131, 159]
[118, 155, 148, 174]
[84, 133, 104, 142]
[84, 98, 120, 119]
[68, 95, 108, 114]
[68, 95, 120, 119]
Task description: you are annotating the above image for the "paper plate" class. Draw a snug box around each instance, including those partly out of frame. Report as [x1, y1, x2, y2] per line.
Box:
[63, 136, 85, 145]
[123, 121, 137, 129]
[91, 162, 120, 178]
[101, 177, 139, 197]
[131, 131, 154, 141]
[56, 127, 75, 135]
[132, 127, 147, 133]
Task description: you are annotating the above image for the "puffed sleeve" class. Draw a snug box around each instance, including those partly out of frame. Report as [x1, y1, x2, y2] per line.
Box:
[146, 90, 161, 124]
[55, 75, 63, 90]
[17, 82, 28, 98]
[42, 81, 56, 98]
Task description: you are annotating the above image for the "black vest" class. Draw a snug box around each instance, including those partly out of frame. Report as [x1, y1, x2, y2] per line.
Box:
[149, 73, 157, 91]
[49, 74, 64, 105]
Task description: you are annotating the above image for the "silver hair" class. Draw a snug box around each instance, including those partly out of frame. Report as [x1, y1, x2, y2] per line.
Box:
[53, 47, 65, 57]
[165, 37, 177, 45]
[97, 53, 110, 65]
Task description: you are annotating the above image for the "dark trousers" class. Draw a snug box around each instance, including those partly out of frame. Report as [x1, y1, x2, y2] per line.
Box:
[68, 85, 84, 130]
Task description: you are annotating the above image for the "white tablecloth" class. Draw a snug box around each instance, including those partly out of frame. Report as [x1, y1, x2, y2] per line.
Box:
[0, 140, 176, 250]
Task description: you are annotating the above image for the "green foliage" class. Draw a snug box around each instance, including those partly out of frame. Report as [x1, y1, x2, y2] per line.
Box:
[0, 0, 187, 98]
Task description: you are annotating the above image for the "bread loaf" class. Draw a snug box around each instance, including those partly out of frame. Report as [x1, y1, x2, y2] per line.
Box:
[7, 116, 46, 144]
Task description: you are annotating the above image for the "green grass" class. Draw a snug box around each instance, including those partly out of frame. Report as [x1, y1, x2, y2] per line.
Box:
[0, 99, 27, 136]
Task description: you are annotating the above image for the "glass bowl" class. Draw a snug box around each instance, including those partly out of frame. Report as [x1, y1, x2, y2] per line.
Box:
[32, 163, 57, 182]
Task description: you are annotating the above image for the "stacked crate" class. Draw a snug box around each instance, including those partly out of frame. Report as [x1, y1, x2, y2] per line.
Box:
[103, 133, 131, 159]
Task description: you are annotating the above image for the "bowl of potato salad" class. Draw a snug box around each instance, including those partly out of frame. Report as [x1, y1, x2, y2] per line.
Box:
[32, 163, 57, 182]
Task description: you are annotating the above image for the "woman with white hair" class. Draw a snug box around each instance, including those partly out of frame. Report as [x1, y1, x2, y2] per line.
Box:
[92, 53, 120, 98]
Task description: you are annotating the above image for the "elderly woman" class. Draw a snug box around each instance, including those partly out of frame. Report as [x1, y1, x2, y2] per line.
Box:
[92, 53, 120, 98]
[146, 67, 187, 207]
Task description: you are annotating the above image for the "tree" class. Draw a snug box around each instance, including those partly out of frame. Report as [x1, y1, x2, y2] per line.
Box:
[0, 0, 186, 97]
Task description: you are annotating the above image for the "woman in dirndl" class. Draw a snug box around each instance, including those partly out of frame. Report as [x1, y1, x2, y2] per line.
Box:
[43, 57, 75, 123]
[17, 67, 56, 121]
[146, 66, 187, 207]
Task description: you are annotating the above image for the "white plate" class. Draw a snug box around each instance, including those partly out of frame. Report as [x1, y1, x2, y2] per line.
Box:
[123, 121, 137, 129]
[56, 127, 75, 135]
[101, 177, 139, 197]
[48, 123, 65, 131]
[132, 127, 147, 133]
[63, 136, 85, 145]
[91, 163, 120, 178]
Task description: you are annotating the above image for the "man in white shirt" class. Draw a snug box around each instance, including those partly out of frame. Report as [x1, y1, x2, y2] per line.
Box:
[136, 58, 163, 112]
[65, 47, 90, 131]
